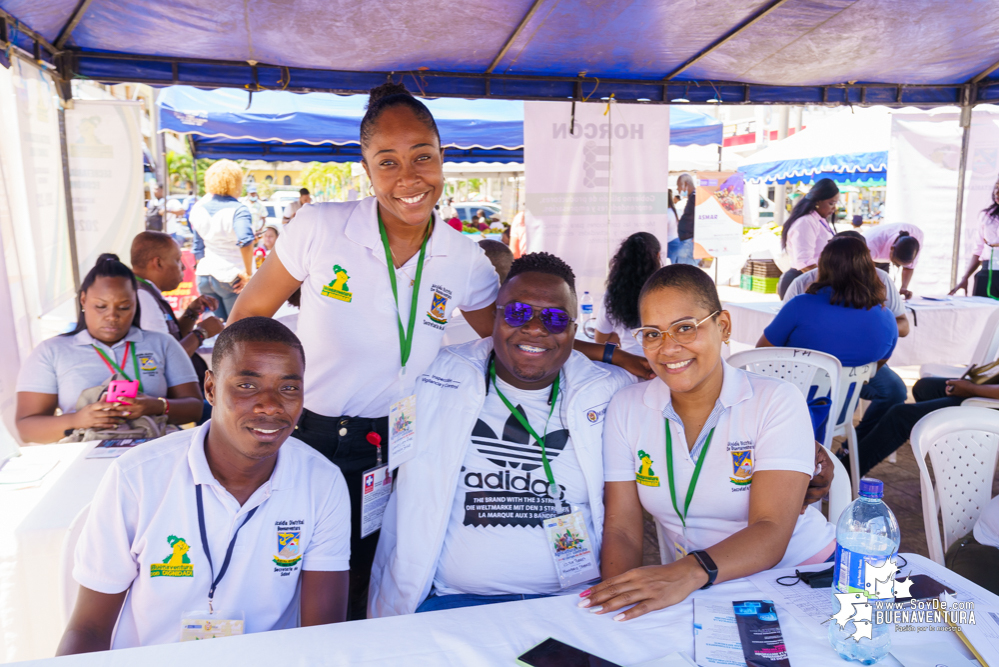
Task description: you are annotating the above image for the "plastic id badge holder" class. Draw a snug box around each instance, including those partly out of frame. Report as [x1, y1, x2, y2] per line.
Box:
[388, 377, 417, 472]
[180, 609, 244, 642]
[360, 463, 393, 538]
[542, 508, 599, 588]
[666, 527, 695, 564]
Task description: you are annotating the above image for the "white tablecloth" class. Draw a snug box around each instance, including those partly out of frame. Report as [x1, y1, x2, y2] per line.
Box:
[0, 443, 113, 664]
[726, 296, 999, 368]
[12, 554, 986, 667]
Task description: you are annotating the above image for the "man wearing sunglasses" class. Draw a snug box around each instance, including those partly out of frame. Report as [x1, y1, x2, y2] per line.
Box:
[370, 252, 636, 617]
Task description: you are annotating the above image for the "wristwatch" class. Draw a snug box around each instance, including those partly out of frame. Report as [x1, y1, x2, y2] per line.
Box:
[689, 550, 718, 589]
[602, 342, 618, 364]
[192, 328, 207, 345]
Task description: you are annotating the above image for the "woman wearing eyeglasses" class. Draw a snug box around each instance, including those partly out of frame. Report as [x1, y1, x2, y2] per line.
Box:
[579, 264, 835, 620]
[227, 83, 650, 619]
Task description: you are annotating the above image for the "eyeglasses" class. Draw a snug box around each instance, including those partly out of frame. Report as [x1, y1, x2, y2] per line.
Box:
[632, 311, 720, 349]
[499, 302, 576, 334]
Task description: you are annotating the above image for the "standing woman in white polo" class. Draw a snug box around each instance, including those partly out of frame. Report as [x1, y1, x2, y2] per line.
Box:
[226, 82, 502, 618]
[951, 175, 999, 299]
[777, 178, 840, 298]
[579, 265, 834, 621]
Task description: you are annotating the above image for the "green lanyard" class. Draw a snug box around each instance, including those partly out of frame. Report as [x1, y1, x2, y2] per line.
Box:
[489, 359, 561, 498]
[92, 342, 144, 393]
[377, 211, 431, 373]
[664, 420, 714, 529]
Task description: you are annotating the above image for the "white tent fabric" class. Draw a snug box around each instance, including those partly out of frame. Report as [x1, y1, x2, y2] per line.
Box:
[738, 109, 893, 184]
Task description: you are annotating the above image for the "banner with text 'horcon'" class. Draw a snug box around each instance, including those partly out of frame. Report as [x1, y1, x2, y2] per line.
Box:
[524, 101, 670, 299]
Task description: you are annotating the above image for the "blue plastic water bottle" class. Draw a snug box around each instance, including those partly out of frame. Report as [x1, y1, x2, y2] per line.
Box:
[828, 478, 900, 664]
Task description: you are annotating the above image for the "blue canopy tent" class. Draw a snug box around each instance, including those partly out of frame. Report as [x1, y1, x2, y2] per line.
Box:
[157, 86, 722, 163]
[738, 111, 891, 186]
[3, 1, 999, 107]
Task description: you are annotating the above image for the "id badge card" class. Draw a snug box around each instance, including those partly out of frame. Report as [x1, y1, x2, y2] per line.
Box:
[180, 609, 244, 642]
[360, 463, 393, 538]
[665, 527, 694, 564]
[542, 508, 600, 589]
[388, 392, 416, 472]
[989, 248, 999, 270]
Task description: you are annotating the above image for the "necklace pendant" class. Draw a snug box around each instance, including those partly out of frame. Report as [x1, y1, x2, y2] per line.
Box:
[410, 279, 415, 287]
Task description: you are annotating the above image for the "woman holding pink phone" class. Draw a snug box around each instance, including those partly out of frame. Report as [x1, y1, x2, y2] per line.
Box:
[14, 254, 203, 444]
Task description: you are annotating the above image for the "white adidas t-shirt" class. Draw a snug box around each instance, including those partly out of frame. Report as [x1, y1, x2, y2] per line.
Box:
[604, 363, 835, 568]
[434, 375, 593, 595]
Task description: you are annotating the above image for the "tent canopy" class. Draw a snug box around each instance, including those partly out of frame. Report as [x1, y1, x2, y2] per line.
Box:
[737, 110, 891, 185]
[158, 86, 723, 163]
[4, 1, 999, 106]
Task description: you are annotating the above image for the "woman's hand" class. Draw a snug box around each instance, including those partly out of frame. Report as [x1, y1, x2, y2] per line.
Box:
[579, 557, 708, 621]
[613, 349, 656, 380]
[113, 395, 163, 419]
[72, 401, 130, 431]
[949, 277, 969, 296]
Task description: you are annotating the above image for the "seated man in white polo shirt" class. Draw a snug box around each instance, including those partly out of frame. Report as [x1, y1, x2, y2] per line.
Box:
[57, 317, 350, 655]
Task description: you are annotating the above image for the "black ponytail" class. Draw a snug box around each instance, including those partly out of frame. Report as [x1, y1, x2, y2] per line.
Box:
[63, 253, 142, 336]
[605, 232, 662, 329]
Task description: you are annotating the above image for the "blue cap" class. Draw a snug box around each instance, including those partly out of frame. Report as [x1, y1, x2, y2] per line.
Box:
[859, 478, 884, 499]
[246, 184, 258, 193]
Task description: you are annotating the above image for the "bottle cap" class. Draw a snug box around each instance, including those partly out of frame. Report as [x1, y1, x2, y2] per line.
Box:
[859, 478, 884, 499]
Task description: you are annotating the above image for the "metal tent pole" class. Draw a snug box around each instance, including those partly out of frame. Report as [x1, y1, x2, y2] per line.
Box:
[58, 107, 81, 291]
[952, 90, 973, 287]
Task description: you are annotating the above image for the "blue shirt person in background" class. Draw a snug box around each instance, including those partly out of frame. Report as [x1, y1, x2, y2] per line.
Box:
[758, 236, 898, 368]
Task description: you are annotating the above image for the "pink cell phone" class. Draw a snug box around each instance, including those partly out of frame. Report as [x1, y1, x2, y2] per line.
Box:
[106, 380, 139, 403]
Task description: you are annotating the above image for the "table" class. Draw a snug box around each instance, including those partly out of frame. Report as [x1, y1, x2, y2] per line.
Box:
[0, 443, 113, 664]
[12, 554, 988, 667]
[726, 296, 999, 368]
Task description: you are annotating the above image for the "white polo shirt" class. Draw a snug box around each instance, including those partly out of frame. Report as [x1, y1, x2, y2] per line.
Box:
[604, 363, 835, 568]
[15, 327, 198, 414]
[274, 197, 499, 418]
[864, 222, 924, 269]
[73, 421, 351, 649]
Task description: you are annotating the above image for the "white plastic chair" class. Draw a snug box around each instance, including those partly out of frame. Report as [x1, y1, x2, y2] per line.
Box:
[963, 397, 999, 410]
[910, 407, 999, 565]
[826, 452, 852, 525]
[920, 308, 999, 379]
[832, 362, 877, 498]
[60, 503, 90, 624]
[727, 348, 844, 452]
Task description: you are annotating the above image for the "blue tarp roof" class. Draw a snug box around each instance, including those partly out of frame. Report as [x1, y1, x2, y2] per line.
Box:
[4, 1, 999, 106]
[158, 86, 722, 163]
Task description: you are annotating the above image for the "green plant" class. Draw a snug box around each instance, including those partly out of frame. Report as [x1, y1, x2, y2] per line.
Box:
[299, 162, 354, 201]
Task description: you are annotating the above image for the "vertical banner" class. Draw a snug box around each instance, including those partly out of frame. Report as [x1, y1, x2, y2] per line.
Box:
[886, 112, 963, 295]
[524, 101, 670, 297]
[0, 131, 23, 455]
[960, 111, 999, 272]
[66, 100, 144, 278]
[9, 59, 74, 313]
[693, 171, 744, 258]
